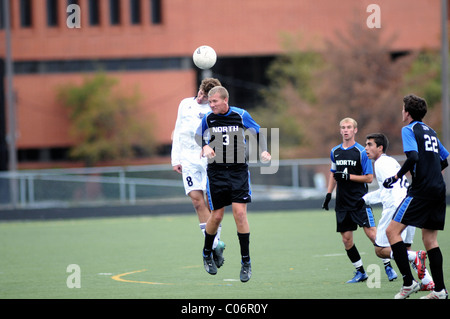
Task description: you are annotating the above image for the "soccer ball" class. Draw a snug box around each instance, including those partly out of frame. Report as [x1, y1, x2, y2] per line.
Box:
[193, 45, 217, 70]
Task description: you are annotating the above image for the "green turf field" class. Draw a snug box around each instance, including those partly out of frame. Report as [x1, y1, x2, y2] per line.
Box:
[1, 207, 449, 299]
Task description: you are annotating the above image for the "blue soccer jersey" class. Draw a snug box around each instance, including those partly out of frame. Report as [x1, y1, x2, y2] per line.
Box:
[200, 106, 261, 169]
[401, 121, 449, 199]
[330, 142, 373, 211]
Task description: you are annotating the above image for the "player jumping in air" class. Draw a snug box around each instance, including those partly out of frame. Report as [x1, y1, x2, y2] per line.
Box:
[199, 86, 271, 282]
[171, 78, 226, 269]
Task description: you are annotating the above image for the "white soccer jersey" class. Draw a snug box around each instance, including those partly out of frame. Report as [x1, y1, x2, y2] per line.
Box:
[171, 97, 211, 166]
[364, 154, 415, 247]
[363, 154, 407, 209]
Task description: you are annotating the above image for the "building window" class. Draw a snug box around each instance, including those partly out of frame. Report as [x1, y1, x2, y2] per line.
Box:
[151, 0, 162, 24]
[130, 0, 141, 25]
[20, 0, 32, 27]
[109, 0, 121, 25]
[88, 0, 100, 26]
[0, 0, 5, 29]
[46, 0, 59, 27]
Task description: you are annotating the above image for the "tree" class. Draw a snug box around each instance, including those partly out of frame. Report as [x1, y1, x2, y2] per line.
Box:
[253, 34, 323, 157]
[402, 50, 443, 135]
[57, 72, 156, 166]
[313, 22, 414, 156]
[256, 22, 415, 157]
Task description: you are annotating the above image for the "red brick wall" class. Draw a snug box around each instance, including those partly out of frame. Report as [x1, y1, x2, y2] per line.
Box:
[0, 0, 442, 155]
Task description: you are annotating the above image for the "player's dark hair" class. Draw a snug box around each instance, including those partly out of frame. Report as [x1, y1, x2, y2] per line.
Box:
[403, 94, 427, 121]
[199, 78, 222, 94]
[366, 133, 389, 153]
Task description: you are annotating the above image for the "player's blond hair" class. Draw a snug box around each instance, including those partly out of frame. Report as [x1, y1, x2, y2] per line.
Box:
[208, 86, 229, 100]
[339, 117, 358, 128]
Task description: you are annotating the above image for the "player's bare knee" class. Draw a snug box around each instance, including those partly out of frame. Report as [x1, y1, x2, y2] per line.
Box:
[210, 212, 223, 225]
[374, 247, 386, 258]
[341, 236, 353, 249]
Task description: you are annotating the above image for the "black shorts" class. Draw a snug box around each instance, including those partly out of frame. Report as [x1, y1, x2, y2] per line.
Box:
[206, 165, 251, 211]
[393, 195, 446, 230]
[335, 206, 376, 232]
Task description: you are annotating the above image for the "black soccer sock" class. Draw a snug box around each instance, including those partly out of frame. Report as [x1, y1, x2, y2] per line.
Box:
[346, 244, 365, 274]
[391, 241, 414, 286]
[238, 232, 250, 263]
[427, 247, 446, 292]
[203, 231, 216, 257]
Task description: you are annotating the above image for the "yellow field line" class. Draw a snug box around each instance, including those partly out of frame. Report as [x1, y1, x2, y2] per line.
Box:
[111, 269, 173, 285]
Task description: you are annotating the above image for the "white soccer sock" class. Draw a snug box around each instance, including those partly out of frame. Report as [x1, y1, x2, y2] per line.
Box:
[352, 259, 363, 269]
[199, 223, 206, 236]
[407, 250, 416, 262]
[389, 250, 416, 262]
[199, 223, 221, 249]
[212, 225, 222, 249]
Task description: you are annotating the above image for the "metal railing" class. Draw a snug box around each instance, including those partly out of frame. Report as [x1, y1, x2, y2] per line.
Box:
[0, 157, 405, 210]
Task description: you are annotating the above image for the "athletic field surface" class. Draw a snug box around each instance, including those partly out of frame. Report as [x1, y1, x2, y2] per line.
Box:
[1, 206, 449, 312]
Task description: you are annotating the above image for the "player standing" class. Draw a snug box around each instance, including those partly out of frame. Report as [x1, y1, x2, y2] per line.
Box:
[384, 94, 449, 299]
[322, 118, 376, 283]
[171, 78, 226, 268]
[360, 133, 434, 289]
[199, 86, 271, 282]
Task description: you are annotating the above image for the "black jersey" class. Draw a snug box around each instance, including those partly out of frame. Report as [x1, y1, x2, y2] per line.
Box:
[200, 106, 261, 170]
[330, 142, 373, 211]
[401, 121, 449, 199]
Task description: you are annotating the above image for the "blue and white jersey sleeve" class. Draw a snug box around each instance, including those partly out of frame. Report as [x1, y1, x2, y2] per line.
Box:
[240, 108, 261, 133]
[198, 113, 211, 145]
[329, 146, 339, 172]
[438, 139, 449, 160]
[361, 149, 373, 175]
[401, 122, 419, 153]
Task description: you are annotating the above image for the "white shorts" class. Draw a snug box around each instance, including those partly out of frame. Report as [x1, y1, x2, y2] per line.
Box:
[181, 158, 208, 195]
[375, 205, 416, 247]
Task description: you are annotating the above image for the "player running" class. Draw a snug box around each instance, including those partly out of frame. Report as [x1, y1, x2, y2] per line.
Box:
[359, 133, 434, 289]
[384, 94, 449, 299]
[171, 78, 226, 268]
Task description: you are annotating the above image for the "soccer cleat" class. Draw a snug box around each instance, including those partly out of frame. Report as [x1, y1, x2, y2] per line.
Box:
[203, 253, 217, 275]
[346, 271, 368, 283]
[213, 241, 226, 268]
[414, 250, 427, 280]
[394, 280, 420, 299]
[420, 289, 448, 299]
[385, 266, 398, 281]
[240, 261, 252, 283]
[420, 281, 435, 291]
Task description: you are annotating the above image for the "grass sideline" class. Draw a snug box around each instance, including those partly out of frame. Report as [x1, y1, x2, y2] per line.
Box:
[1, 208, 449, 300]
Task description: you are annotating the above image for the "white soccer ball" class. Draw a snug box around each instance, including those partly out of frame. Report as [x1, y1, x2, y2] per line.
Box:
[193, 45, 217, 70]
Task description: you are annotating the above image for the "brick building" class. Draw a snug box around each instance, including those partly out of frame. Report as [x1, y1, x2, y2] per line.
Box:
[0, 0, 442, 168]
